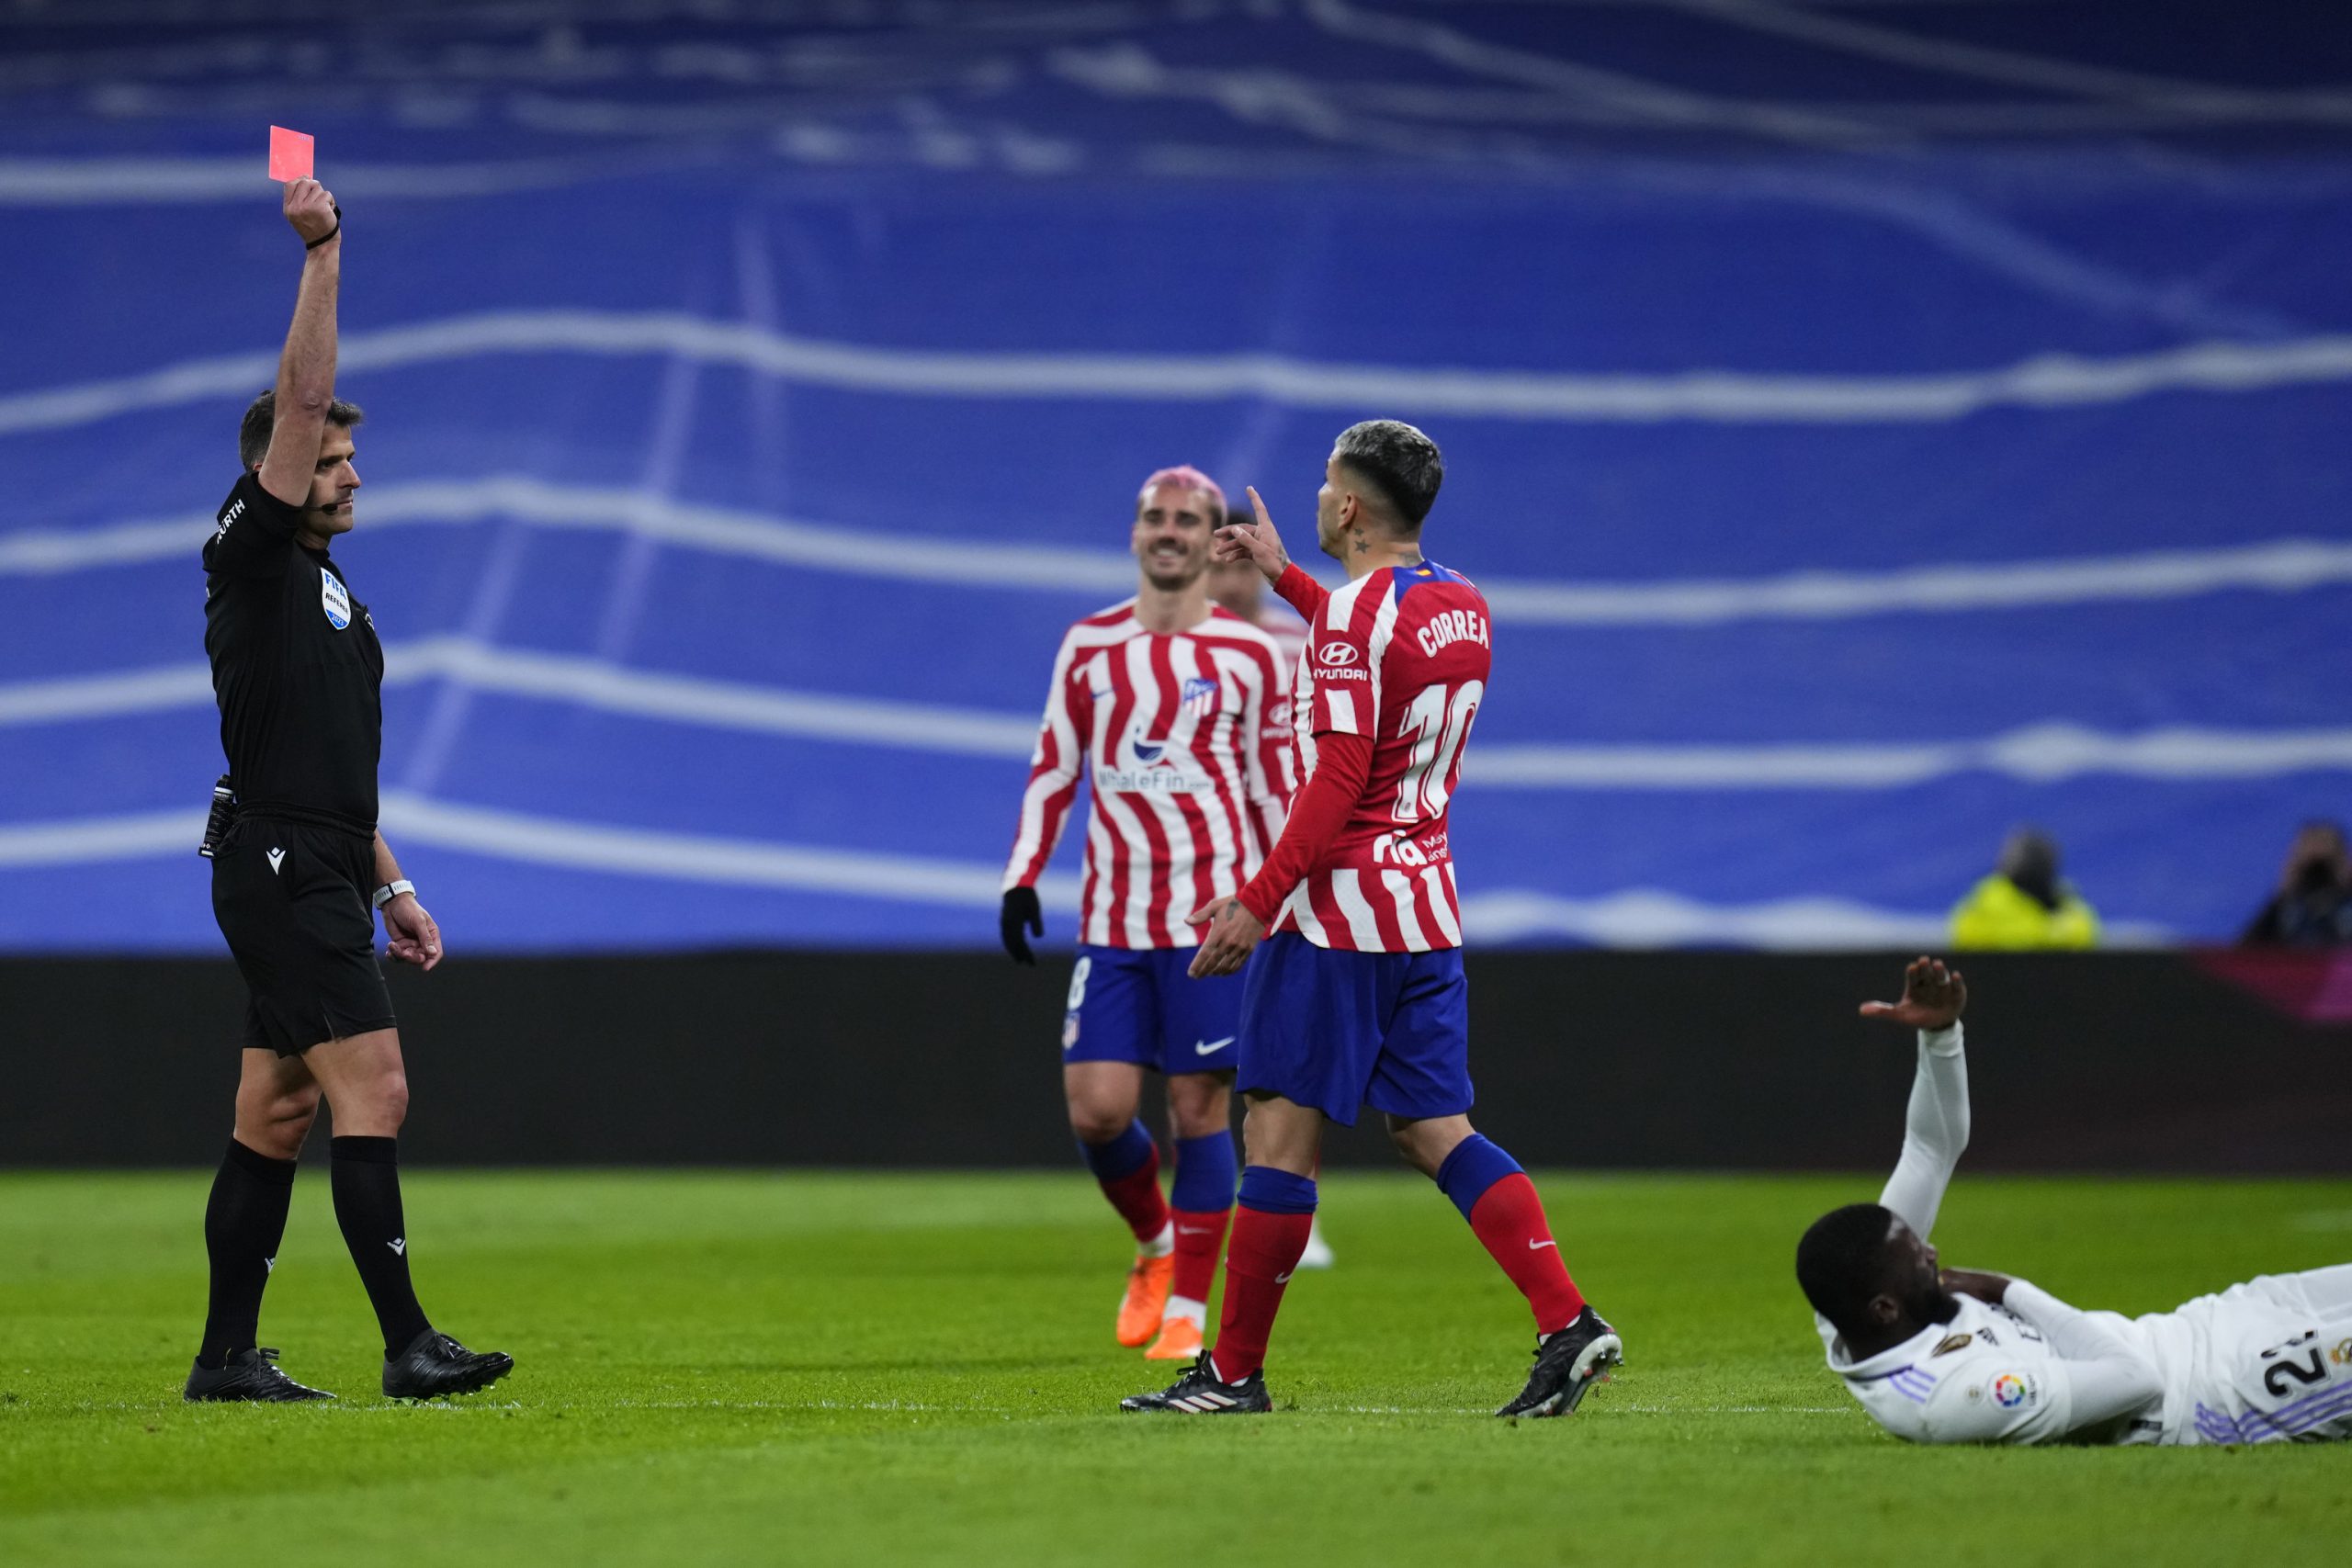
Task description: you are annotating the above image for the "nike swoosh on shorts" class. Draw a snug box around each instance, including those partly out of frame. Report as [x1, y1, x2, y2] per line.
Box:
[1194, 1036, 1236, 1055]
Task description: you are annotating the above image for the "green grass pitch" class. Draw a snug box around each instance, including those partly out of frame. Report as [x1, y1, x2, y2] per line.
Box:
[3, 1169, 2347, 1566]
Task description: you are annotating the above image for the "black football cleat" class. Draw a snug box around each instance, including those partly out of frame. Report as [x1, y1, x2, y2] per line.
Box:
[1121, 1350, 1272, 1415]
[183, 1347, 335, 1403]
[381, 1329, 514, 1400]
[1497, 1304, 1622, 1418]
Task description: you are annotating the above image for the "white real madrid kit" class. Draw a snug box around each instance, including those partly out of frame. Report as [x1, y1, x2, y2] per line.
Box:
[1817, 1024, 2352, 1445]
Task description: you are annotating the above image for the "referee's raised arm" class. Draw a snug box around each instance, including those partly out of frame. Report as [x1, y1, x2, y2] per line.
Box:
[255, 176, 343, 512]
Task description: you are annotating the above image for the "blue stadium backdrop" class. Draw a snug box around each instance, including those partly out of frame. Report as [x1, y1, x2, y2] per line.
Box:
[3, 1, 2349, 952]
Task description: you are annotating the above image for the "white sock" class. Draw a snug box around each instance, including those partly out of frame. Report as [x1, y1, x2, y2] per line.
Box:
[1138, 1220, 1175, 1259]
[1163, 1295, 1206, 1327]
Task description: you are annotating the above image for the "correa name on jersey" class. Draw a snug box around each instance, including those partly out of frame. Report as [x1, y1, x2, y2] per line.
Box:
[1278, 561, 1491, 954]
[1006, 602, 1295, 949]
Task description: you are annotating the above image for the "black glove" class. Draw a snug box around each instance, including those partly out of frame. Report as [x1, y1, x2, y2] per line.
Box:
[1001, 886, 1044, 965]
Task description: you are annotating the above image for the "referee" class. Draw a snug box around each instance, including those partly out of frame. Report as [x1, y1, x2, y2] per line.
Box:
[184, 175, 511, 1403]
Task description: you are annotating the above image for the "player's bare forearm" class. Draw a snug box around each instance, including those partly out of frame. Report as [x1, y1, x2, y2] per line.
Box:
[274, 251, 338, 422]
[258, 179, 342, 505]
[276, 180, 341, 411]
[372, 831, 404, 887]
[374, 831, 444, 972]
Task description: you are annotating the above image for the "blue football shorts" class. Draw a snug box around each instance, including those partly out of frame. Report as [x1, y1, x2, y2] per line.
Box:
[1236, 931, 1473, 1126]
[1061, 943, 1247, 1076]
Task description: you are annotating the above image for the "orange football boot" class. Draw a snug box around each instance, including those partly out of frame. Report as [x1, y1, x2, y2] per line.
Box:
[1144, 1315, 1204, 1361]
[1116, 1254, 1175, 1347]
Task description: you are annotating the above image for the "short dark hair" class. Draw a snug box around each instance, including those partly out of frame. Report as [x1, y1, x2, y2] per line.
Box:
[1796, 1202, 1897, 1337]
[239, 389, 366, 470]
[1332, 419, 1443, 528]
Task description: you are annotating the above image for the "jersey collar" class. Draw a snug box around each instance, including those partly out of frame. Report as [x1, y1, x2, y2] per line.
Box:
[1827, 1313, 1961, 1380]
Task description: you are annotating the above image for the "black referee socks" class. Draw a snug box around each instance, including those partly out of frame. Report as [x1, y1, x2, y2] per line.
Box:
[329, 1135, 433, 1357]
[197, 1137, 299, 1370]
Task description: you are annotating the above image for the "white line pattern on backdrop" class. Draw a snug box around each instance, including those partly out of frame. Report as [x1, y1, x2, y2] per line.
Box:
[7, 645, 2352, 789]
[0, 797, 2144, 950]
[8, 478, 2352, 624]
[10, 310, 2352, 434]
[376, 791, 1086, 909]
[1468, 723, 2352, 788]
[0, 155, 682, 203]
[0, 637, 1037, 756]
[0, 807, 198, 868]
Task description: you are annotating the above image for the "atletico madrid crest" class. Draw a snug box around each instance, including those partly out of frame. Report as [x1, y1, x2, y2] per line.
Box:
[1179, 676, 1218, 719]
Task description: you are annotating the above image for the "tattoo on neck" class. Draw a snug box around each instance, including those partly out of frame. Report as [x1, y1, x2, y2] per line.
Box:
[1353, 536, 1369, 554]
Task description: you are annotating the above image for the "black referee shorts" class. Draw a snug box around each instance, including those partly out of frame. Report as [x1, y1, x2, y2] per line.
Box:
[210, 815, 396, 1056]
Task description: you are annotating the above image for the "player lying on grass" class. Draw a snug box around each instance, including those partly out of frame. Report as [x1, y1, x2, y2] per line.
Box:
[1801, 956, 2352, 1445]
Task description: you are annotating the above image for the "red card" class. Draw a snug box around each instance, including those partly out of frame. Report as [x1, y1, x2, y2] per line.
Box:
[268, 125, 313, 182]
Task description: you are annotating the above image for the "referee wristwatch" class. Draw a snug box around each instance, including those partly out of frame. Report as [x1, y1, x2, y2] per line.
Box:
[372, 879, 416, 909]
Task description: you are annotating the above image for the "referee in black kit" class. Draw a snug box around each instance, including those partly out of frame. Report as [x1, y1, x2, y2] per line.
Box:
[186, 173, 511, 1402]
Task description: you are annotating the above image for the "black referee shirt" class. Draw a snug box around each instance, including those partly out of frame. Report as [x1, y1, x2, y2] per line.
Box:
[202, 470, 383, 832]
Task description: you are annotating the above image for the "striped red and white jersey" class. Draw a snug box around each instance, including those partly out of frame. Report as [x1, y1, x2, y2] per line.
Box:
[1004, 602, 1294, 948]
[1255, 604, 1307, 684]
[1253, 605, 1306, 798]
[1280, 560, 1491, 953]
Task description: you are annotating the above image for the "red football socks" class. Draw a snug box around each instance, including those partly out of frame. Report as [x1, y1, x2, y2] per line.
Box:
[1099, 1148, 1170, 1245]
[1210, 1205, 1312, 1381]
[1467, 1173, 1587, 1337]
[1169, 1206, 1232, 1312]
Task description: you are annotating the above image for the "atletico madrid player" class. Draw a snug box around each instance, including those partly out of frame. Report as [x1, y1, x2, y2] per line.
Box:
[1124, 421, 1622, 1417]
[1204, 554, 1336, 1275]
[1001, 468, 1294, 1361]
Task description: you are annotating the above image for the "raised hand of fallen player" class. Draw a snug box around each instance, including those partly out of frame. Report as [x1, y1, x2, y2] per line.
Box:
[282, 176, 340, 246]
[1186, 895, 1266, 978]
[1859, 954, 1966, 1031]
[1212, 486, 1291, 582]
[383, 892, 444, 972]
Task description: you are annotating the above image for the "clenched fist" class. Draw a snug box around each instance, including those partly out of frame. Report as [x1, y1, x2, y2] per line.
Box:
[283, 176, 340, 246]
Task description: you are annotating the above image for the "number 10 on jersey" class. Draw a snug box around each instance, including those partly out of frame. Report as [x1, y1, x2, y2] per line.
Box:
[1394, 680, 1483, 822]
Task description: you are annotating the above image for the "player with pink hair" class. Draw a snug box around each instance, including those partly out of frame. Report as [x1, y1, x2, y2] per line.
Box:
[1001, 466, 1295, 1362]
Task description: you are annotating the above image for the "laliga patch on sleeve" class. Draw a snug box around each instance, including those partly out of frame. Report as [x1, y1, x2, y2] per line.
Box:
[1988, 1371, 2040, 1410]
[268, 125, 314, 182]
